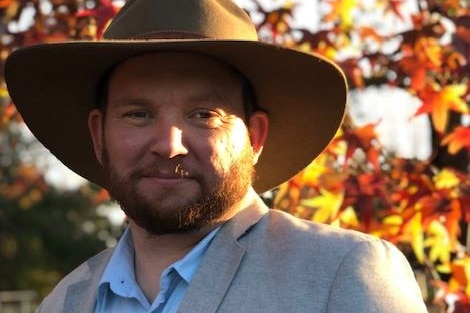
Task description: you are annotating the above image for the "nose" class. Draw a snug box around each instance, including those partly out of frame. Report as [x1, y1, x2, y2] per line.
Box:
[150, 122, 189, 159]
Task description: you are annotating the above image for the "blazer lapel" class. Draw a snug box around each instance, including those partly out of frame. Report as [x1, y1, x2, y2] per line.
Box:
[177, 193, 268, 313]
[63, 278, 97, 313]
[62, 249, 112, 313]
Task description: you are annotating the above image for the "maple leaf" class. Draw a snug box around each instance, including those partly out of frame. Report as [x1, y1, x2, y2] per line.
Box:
[406, 210, 425, 263]
[372, 214, 403, 239]
[442, 126, 470, 154]
[444, 199, 462, 249]
[358, 26, 384, 43]
[324, 0, 357, 30]
[337, 122, 382, 169]
[434, 168, 461, 189]
[386, 0, 405, 21]
[294, 154, 346, 191]
[449, 258, 470, 297]
[415, 83, 468, 133]
[415, 37, 442, 68]
[424, 220, 451, 265]
[336, 206, 360, 229]
[338, 58, 364, 88]
[302, 188, 344, 224]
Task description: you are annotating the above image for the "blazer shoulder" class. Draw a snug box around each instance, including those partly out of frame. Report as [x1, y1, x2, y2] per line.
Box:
[37, 248, 113, 313]
[55, 247, 113, 287]
[255, 209, 414, 269]
[262, 208, 377, 246]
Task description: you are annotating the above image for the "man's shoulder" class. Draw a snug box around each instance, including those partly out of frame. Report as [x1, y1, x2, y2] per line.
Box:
[37, 248, 113, 313]
[262, 208, 373, 242]
[55, 247, 113, 287]
[244, 208, 388, 258]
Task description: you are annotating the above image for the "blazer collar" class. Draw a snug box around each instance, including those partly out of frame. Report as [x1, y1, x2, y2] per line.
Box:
[62, 190, 268, 313]
[62, 249, 113, 313]
[177, 191, 269, 313]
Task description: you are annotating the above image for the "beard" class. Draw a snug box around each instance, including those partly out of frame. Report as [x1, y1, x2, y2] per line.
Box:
[102, 145, 256, 236]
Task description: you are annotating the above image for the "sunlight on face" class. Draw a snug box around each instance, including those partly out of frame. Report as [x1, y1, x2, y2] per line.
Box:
[91, 52, 257, 234]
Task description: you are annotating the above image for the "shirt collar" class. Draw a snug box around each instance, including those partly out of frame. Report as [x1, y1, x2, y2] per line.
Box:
[98, 227, 136, 298]
[97, 225, 220, 299]
[171, 226, 219, 283]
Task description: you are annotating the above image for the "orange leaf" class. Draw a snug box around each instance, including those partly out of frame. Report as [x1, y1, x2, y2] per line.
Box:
[416, 84, 468, 133]
[0, 0, 13, 9]
[358, 27, 384, 43]
[387, 0, 405, 21]
[415, 37, 442, 68]
[442, 126, 470, 154]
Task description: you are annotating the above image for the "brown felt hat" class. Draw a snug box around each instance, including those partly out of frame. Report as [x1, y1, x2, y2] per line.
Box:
[4, 0, 347, 193]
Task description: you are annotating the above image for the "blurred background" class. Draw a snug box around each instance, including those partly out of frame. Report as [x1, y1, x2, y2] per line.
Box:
[0, 0, 469, 312]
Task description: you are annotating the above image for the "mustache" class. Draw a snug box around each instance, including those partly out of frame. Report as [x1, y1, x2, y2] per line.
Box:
[132, 161, 192, 179]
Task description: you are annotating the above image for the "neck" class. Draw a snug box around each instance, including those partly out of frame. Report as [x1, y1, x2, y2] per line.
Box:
[129, 187, 258, 302]
[130, 222, 211, 302]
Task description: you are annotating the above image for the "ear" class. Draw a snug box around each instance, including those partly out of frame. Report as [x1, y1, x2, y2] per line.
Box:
[247, 111, 269, 165]
[88, 109, 105, 165]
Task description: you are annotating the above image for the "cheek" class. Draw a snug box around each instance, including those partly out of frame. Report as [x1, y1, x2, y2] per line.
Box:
[208, 124, 251, 171]
[104, 127, 150, 166]
[229, 123, 251, 152]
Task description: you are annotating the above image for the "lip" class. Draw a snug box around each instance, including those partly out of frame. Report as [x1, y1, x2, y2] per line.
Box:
[140, 174, 194, 187]
[143, 172, 189, 179]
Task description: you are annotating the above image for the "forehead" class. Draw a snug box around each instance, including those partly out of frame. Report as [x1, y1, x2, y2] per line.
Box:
[108, 52, 242, 91]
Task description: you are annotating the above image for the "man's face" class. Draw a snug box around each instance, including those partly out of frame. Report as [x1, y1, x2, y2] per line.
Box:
[88, 52, 267, 235]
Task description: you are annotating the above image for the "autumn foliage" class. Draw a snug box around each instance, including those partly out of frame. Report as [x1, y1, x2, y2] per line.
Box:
[0, 0, 469, 312]
[254, 1, 470, 312]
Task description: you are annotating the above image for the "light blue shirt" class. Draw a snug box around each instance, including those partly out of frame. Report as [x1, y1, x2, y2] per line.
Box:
[94, 226, 220, 313]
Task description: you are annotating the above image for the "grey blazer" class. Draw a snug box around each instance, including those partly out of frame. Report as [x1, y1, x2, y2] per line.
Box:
[38, 195, 428, 312]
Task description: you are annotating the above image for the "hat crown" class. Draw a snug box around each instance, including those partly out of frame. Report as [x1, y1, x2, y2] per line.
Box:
[104, 0, 258, 40]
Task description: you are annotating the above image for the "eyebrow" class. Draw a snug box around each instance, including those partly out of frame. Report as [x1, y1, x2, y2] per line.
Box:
[95, 66, 260, 119]
[108, 97, 154, 108]
[186, 90, 233, 106]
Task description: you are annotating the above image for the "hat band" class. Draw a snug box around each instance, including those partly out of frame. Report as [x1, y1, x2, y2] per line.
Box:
[132, 31, 210, 40]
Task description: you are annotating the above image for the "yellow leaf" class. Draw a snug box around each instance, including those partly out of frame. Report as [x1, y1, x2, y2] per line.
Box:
[325, 0, 357, 30]
[338, 206, 360, 228]
[424, 220, 451, 264]
[409, 211, 424, 263]
[381, 214, 403, 236]
[273, 181, 299, 211]
[443, 84, 468, 112]
[302, 189, 344, 224]
[300, 158, 328, 186]
[433, 168, 460, 189]
[436, 263, 451, 274]
[434, 84, 468, 132]
[0, 87, 8, 98]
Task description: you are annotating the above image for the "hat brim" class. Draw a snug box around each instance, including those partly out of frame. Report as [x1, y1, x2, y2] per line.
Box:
[5, 39, 347, 193]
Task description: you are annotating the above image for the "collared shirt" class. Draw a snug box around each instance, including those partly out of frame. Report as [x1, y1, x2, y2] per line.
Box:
[94, 226, 220, 313]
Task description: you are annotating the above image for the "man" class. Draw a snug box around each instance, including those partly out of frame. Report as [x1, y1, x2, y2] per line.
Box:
[5, 0, 428, 312]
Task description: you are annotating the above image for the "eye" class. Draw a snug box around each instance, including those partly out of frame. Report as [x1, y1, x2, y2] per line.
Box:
[123, 110, 154, 125]
[188, 109, 224, 128]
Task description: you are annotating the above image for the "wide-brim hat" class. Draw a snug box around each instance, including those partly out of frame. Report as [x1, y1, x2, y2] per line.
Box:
[5, 0, 347, 193]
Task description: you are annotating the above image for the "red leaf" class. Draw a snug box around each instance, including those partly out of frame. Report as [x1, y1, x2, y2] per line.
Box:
[442, 126, 470, 154]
